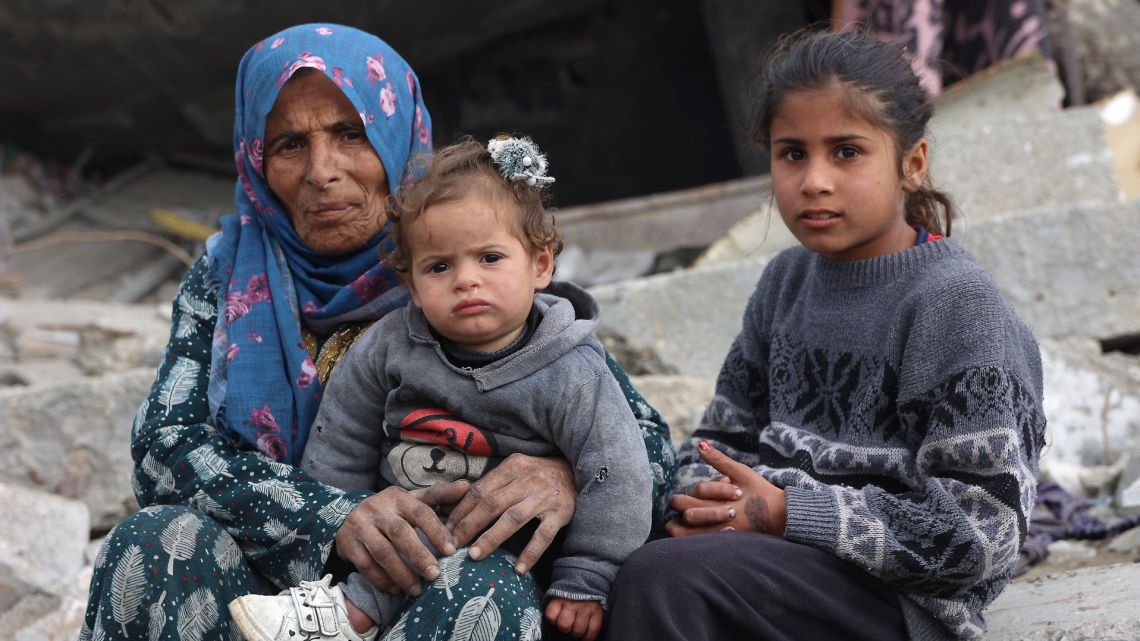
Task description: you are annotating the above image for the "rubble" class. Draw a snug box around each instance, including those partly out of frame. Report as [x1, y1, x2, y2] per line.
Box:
[985, 563, 1140, 640]
[1, 20, 1140, 641]
[0, 482, 91, 641]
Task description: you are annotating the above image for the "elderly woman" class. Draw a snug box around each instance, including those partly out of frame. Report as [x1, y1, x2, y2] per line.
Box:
[81, 24, 674, 641]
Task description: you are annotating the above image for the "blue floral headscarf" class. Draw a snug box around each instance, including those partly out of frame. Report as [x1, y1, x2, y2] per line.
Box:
[205, 23, 432, 465]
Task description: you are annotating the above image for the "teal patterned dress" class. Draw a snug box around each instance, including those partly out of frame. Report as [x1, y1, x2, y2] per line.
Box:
[79, 256, 677, 641]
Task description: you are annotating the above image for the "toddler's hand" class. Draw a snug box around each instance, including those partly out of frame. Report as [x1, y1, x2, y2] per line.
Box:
[545, 597, 604, 641]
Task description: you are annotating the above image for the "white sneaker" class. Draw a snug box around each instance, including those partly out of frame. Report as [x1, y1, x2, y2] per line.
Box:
[228, 575, 378, 641]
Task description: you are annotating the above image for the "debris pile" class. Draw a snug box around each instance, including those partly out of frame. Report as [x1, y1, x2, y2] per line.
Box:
[2, 50, 1140, 641]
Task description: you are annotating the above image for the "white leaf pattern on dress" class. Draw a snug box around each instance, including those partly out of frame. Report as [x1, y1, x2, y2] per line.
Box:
[250, 479, 303, 511]
[188, 445, 233, 482]
[161, 513, 202, 575]
[190, 489, 234, 520]
[432, 549, 468, 600]
[287, 556, 320, 584]
[91, 617, 106, 641]
[148, 590, 167, 641]
[262, 518, 311, 546]
[178, 288, 218, 319]
[159, 357, 200, 415]
[132, 398, 150, 440]
[93, 538, 109, 570]
[317, 495, 356, 525]
[177, 588, 219, 641]
[213, 533, 242, 571]
[158, 425, 187, 448]
[111, 544, 145, 636]
[520, 606, 542, 641]
[175, 313, 195, 339]
[254, 451, 296, 477]
[78, 620, 91, 641]
[141, 452, 176, 496]
[448, 587, 500, 641]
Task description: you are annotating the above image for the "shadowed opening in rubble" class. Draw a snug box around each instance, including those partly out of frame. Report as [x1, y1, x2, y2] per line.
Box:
[1100, 333, 1140, 355]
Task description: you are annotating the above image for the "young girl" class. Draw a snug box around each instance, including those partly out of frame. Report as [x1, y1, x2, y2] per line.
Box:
[229, 136, 654, 641]
[603, 30, 1045, 641]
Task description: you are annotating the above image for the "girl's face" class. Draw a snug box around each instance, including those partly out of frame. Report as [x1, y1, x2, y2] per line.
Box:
[769, 86, 927, 262]
[406, 193, 554, 353]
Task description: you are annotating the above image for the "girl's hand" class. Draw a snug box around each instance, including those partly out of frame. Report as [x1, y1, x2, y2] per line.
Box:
[665, 441, 788, 537]
[545, 597, 604, 641]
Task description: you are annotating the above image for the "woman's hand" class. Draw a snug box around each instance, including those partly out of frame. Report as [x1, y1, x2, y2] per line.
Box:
[446, 453, 577, 574]
[335, 482, 466, 595]
[665, 441, 787, 537]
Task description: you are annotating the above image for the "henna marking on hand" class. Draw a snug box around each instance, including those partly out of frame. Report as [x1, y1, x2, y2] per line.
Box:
[745, 496, 770, 534]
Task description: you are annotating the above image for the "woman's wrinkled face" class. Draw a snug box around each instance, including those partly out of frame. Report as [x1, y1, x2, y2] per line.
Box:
[264, 70, 389, 256]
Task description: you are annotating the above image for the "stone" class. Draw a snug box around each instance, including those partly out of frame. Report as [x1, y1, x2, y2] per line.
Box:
[0, 368, 154, 530]
[1045, 540, 1099, 564]
[1117, 453, 1140, 516]
[591, 256, 769, 378]
[629, 375, 716, 443]
[3, 566, 91, 641]
[1038, 338, 1140, 485]
[985, 563, 1140, 640]
[1107, 527, 1140, 555]
[0, 483, 89, 605]
[600, 200, 1140, 381]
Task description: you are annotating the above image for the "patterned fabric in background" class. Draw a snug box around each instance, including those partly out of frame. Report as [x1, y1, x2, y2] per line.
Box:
[206, 23, 432, 466]
[1016, 480, 1140, 576]
[832, 0, 1053, 95]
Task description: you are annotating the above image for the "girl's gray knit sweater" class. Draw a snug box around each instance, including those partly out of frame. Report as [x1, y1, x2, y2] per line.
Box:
[677, 238, 1045, 640]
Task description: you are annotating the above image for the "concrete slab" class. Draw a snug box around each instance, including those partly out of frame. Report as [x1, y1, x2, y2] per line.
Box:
[598, 199, 1140, 380]
[0, 368, 154, 530]
[985, 563, 1140, 640]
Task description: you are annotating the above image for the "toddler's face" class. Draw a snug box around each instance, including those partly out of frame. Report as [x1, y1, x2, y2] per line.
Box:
[406, 194, 553, 352]
[769, 85, 927, 261]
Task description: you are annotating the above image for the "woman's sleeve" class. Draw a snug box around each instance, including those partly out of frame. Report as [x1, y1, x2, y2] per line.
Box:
[603, 350, 677, 533]
[130, 256, 370, 589]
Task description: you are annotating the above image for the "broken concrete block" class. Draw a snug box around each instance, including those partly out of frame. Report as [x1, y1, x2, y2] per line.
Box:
[1102, 90, 1140, 199]
[968, 199, 1140, 341]
[2, 566, 91, 641]
[985, 563, 1140, 640]
[0, 299, 171, 370]
[1107, 527, 1140, 555]
[931, 52, 1064, 129]
[629, 375, 716, 443]
[1039, 339, 1140, 480]
[1117, 454, 1140, 516]
[0, 483, 89, 605]
[0, 368, 153, 530]
[592, 256, 769, 378]
[558, 175, 771, 254]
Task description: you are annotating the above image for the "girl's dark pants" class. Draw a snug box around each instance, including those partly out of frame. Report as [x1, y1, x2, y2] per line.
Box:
[604, 531, 908, 641]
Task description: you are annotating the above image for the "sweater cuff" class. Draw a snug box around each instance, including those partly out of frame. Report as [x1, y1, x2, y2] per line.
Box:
[549, 559, 615, 608]
[782, 485, 840, 551]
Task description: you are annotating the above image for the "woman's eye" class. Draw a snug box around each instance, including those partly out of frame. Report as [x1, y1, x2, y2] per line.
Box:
[342, 129, 365, 142]
[780, 148, 805, 162]
[481, 253, 503, 264]
[428, 263, 449, 274]
[837, 146, 860, 159]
